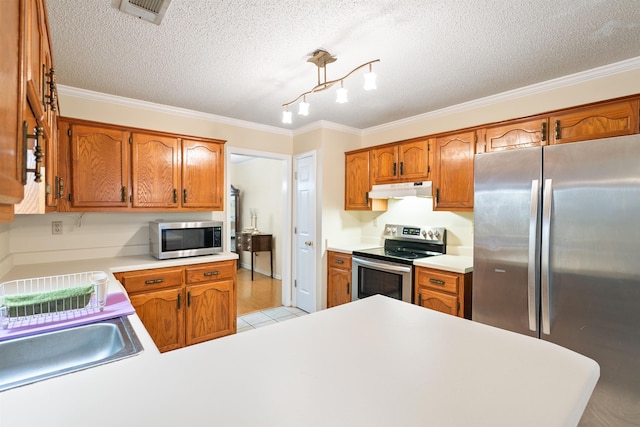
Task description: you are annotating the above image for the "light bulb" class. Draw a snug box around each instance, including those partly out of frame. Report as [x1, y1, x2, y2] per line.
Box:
[298, 101, 310, 116]
[282, 110, 292, 124]
[363, 71, 377, 91]
[336, 86, 348, 104]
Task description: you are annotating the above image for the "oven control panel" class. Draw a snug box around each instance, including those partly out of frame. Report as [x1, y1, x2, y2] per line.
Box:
[384, 224, 446, 243]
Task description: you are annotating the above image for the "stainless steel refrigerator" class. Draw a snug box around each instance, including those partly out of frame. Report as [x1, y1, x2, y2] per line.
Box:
[473, 134, 640, 426]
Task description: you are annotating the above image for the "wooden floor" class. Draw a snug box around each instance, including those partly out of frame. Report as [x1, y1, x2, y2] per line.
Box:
[237, 267, 282, 316]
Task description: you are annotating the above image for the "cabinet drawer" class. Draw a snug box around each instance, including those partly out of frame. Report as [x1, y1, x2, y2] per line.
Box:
[185, 260, 236, 284]
[416, 268, 458, 294]
[328, 251, 352, 270]
[118, 267, 184, 293]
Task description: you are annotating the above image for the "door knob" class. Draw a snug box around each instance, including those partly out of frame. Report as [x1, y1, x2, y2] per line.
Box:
[305, 241, 313, 246]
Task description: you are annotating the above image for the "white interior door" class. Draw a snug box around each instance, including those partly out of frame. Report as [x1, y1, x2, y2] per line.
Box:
[294, 152, 316, 313]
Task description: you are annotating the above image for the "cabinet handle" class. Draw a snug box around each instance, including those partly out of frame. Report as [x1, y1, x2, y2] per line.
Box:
[365, 191, 369, 204]
[121, 186, 127, 203]
[429, 278, 445, 285]
[22, 122, 43, 184]
[435, 188, 440, 203]
[554, 120, 561, 140]
[541, 122, 547, 142]
[144, 278, 164, 285]
[346, 282, 350, 295]
[177, 293, 182, 310]
[399, 161, 404, 175]
[335, 259, 344, 265]
[187, 291, 191, 307]
[58, 177, 65, 199]
[418, 294, 422, 305]
[392, 162, 397, 176]
[183, 189, 188, 203]
[204, 271, 219, 276]
[44, 67, 57, 112]
[173, 188, 177, 203]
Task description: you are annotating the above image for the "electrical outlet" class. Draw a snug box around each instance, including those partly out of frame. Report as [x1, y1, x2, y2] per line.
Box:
[52, 221, 63, 235]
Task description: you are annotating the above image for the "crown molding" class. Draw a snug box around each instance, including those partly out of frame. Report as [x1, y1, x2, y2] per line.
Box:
[292, 120, 362, 137]
[362, 55, 640, 136]
[57, 85, 293, 137]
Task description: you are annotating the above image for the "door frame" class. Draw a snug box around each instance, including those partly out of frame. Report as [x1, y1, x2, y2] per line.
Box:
[225, 147, 293, 307]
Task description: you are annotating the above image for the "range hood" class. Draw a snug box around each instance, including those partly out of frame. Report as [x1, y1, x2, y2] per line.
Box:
[368, 181, 433, 199]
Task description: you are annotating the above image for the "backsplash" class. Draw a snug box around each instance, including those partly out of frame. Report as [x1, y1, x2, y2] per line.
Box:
[8, 211, 224, 265]
[358, 197, 473, 252]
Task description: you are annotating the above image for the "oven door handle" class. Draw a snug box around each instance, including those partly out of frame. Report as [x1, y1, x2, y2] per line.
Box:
[352, 256, 413, 273]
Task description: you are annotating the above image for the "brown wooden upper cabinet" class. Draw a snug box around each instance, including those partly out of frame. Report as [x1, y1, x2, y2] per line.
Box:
[344, 149, 387, 211]
[70, 123, 130, 208]
[181, 139, 224, 209]
[131, 132, 180, 208]
[1, 0, 58, 221]
[370, 138, 430, 185]
[59, 118, 226, 212]
[550, 99, 639, 145]
[478, 117, 549, 153]
[433, 130, 475, 211]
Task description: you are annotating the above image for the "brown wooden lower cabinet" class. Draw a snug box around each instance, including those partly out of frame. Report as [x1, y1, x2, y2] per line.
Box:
[414, 266, 472, 319]
[115, 260, 237, 353]
[327, 251, 352, 308]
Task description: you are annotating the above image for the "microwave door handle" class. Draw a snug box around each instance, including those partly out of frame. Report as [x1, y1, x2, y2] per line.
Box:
[528, 179, 540, 332]
[352, 257, 412, 273]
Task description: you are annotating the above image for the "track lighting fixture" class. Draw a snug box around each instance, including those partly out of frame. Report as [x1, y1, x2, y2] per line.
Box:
[282, 49, 379, 124]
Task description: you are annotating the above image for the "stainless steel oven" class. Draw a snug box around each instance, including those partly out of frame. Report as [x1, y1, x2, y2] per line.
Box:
[352, 256, 413, 302]
[351, 224, 447, 304]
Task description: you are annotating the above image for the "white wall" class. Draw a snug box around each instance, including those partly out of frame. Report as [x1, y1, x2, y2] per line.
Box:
[230, 157, 284, 278]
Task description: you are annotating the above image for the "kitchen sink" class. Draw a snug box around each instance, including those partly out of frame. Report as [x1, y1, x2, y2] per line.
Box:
[0, 316, 143, 392]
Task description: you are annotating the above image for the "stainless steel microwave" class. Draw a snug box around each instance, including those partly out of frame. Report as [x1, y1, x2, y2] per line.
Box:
[149, 220, 223, 260]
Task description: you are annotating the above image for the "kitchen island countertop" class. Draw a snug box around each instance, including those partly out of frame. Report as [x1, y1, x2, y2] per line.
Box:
[0, 291, 598, 426]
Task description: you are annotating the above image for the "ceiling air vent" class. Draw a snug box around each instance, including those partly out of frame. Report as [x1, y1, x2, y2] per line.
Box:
[119, 0, 172, 25]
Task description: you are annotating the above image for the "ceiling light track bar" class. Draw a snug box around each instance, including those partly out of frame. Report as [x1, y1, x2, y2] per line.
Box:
[282, 59, 380, 108]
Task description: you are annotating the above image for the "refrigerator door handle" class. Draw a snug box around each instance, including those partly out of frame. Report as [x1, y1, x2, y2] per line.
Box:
[541, 178, 553, 335]
[528, 179, 540, 332]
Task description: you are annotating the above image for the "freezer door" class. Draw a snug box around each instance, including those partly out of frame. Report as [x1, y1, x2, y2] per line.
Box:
[543, 135, 640, 425]
[473, 147, 542, 337]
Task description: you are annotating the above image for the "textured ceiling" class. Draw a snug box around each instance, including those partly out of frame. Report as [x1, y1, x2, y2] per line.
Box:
[46, 0, 640, 131]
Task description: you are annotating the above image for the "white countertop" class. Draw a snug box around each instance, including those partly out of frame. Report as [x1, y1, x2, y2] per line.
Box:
[0, 294, 598, 426]
[414, 254, 473, 273]
[0, 252, 239, 283]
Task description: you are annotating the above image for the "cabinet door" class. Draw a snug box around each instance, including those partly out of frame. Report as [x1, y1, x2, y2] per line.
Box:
[434, 130, 475, 211]
[416, 287, 459, 316]
[130, 288, 185, 353]
[482, 118, 548, 153]
[24, 0, 46, 123]
[0, 0, 25, 208]
[327, 252, 352, 308]
[131, 132, 179, 208]
[370, 145, 398, 184]
[186, 280, 235, 345]
[398, 139, 430, 181]
[70, 124, 129, 207]
[345, 151, 371, 210]
[550, 99, 639, 144]
[181, 139, 224, 209]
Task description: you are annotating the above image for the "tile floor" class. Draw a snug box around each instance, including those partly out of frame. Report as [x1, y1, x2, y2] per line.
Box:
[237, 306, 309, 333]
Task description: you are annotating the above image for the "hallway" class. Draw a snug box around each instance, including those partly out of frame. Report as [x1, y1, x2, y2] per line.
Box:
[236, 267, 282, 316]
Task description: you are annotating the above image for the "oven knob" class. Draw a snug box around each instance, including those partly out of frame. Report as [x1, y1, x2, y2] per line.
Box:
[433, 230, 440, 239]
[427, 230, 434, 238]
[385, 226, 396, 235]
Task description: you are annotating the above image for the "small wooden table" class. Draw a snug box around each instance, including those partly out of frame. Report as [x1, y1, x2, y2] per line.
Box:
[237, 233, 273, 280]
